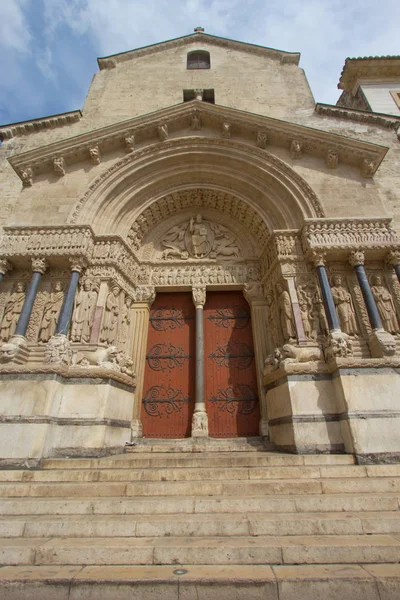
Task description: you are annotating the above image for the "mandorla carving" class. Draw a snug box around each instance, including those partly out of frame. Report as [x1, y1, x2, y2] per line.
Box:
[370, 274, 400, 334]
[71, 279, 98, 343]
[0, 282, 26, 342]
[160, 214, 240, 260]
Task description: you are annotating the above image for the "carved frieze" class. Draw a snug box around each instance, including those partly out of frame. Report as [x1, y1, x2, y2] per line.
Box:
[0, 226, 95, 259]
[303, 218, 399, 253]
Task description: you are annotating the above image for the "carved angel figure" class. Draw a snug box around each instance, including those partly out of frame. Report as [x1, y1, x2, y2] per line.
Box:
[371, 275, 399, 334]
[0, 282, 26, 341]
[330, 275, 358, 336]
[39, 281, 64, 343]
[100, 285, 120, 344]
[71, 280, 98, 343]
[276, 282, 296, 342]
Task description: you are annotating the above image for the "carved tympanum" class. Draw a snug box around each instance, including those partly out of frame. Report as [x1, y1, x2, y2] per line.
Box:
[160, 214, 239, 260]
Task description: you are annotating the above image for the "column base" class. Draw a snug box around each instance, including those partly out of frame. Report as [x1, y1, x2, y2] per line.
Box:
[191, 410, 209, 438]
[45, 334, 72, 365]
[130, 419, 143, 439]
[369, 328, 396, 358]
[259, 418, 269, 437]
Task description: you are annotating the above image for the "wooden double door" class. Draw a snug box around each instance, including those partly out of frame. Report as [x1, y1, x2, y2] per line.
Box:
[141, 291, 260, 438]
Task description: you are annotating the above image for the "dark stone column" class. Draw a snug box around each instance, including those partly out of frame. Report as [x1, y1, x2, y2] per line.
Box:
[191, 287, 208, 437]
[349, 251, 382, 330]
[387, 250, 400, 285]
[310, 251, 340, 331]
[14, 258, 47, 337]
[55, 258, 86, 336]
[0, 259, 11, 287]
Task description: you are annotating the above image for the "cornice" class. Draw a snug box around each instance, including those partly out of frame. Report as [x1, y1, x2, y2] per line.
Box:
[7, 101, 388, 187]
[338, 56, 400, 91]
[0, 110, 82, 141]
[315, 103, 400, 132]
[97, 33, 300, 69]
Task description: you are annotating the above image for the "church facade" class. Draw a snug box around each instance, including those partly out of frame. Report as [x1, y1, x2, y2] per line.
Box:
[0, 31, 400, 465]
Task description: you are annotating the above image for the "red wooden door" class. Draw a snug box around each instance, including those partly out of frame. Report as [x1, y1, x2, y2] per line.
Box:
[204, 291, 260, 438]
[141, 293, 195, 438]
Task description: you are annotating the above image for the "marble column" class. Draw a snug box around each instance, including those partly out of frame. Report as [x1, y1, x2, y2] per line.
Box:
[349, 250, 396, 357]
[191, 286, 208, 437]
[56, 257, 86, 336]
[130, 287, 156, 439]
[387, 250, 400, 285]
[0, 259, 11, 286]
[310, 251, 340, 331]
[14, 258, 47, 337]
[244, 284, 270, 437]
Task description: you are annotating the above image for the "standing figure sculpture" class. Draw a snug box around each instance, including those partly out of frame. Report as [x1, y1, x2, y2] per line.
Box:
[71, 280, 97, 343]
[371, 274, 399, 334]
[39, 281, 64, 342]
[276, 282, 296, 343]
[119, 296, 133, 349]
[330, 275, 358, 335]
[100, 285, 120, 345]
[0, 282, 26, 341]
[190, 214, 209, 258]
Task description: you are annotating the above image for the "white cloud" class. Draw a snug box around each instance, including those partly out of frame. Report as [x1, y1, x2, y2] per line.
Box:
[0, 0, 32, 54]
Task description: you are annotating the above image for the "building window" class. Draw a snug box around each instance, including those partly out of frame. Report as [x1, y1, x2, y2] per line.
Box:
[183, 89, 215, 104]
[187, 51, 210, 69]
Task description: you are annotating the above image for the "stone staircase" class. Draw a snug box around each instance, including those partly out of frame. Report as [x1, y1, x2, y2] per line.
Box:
[1, 441, 400, 598]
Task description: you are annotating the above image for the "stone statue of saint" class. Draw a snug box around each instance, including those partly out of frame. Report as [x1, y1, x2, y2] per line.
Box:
[71, 280, 97, 343]
[310, 291, 328, 339]
[330, 275, 357, 335]
[371, 274, 399, 334]
[39, 281, 64, 343]
[299, 301, 312, 338]
[118, 296, 133, 348]
[190, 214, 209, 258]
[100, 285, 120, 344]
[0, 282, 26, 341]
[276, 282, 296, 342]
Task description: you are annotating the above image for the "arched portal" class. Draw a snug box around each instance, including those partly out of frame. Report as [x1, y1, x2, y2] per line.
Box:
[69, 136, 322, 439]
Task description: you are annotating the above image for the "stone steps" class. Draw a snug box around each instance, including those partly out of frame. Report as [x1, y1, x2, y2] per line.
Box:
[3, 534, 400, 566]
[0, 464, 385, 482]
[2, 450, 400, 598]
[1, 563, 397, 600]
[2, 511, 400, 538]
[40, 452, 356, 469]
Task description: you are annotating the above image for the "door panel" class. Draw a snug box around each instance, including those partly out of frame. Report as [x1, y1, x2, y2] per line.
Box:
[204, 291, 260, 438]
[141, 293, 195, 438]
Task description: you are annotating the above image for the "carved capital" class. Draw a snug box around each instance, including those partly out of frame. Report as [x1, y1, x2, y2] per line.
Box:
[307, 250, 327, 267]
[20, 167, 33, 187]
[158, 124, 168, 141]
[31, 257, 47, 274]
[386, 250, 400, 267]
[349, 250, 365, 267]
[89, 146, 101, 165]
[0, 259, 11, 276]
[290, 139, 302, 159]
[192, 286, 206, 308]
[221, 122, 231, 138]
[53, 156, 66, 176]
[243, 282, 264, 303]
[136, 285, 156, 306]
[69, 256, 87, 273]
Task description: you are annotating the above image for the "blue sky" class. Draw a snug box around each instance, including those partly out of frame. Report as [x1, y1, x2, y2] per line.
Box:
[1, 0, 399, 126]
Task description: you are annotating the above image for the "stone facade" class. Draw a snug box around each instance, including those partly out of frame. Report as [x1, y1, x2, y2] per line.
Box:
[1, 31, 400, 464]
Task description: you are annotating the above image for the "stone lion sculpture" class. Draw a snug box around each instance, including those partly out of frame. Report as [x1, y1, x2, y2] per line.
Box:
[71, 345, 120, 370]
[281, 344, 323, 364]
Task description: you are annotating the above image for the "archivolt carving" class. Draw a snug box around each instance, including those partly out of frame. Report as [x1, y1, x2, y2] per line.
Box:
[68, 137, 324, 228]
